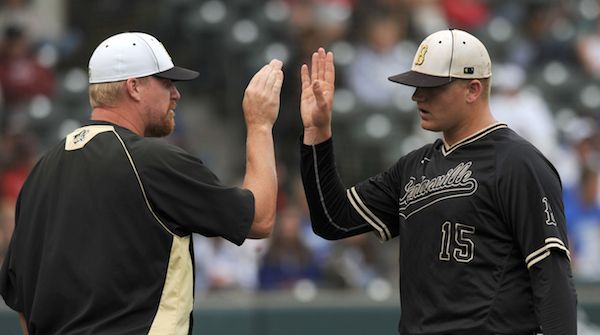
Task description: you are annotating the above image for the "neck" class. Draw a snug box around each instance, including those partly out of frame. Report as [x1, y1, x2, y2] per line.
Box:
[443, 105, 496, 147]
[91, 107, 144, 136]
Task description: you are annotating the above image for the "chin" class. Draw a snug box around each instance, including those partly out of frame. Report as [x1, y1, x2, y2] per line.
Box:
[145, 121, 175, 138]
[420, 121, 441, 132]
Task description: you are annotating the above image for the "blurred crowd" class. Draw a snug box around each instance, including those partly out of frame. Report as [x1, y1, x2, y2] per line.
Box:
[0, 0, 600, 301]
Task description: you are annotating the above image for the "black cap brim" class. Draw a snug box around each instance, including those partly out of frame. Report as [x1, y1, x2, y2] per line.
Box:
[155, 66, 199, 81]
[388, 71, 453, 88]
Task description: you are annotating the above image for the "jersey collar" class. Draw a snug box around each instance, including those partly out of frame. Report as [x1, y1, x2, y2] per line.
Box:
[441, 122, 508, 156]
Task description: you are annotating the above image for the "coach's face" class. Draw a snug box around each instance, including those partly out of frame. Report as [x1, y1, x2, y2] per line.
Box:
[141, 76, 181, 137]
[411, 80, 471, 135]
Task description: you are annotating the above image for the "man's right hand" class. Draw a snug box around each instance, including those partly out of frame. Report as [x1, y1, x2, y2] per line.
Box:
[242, 59, 284, 131]
[241, 59, 283, 239]
[300, 48, 335, 145]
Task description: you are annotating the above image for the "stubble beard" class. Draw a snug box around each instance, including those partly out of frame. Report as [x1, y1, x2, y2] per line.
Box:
[145, 110, 175, 137]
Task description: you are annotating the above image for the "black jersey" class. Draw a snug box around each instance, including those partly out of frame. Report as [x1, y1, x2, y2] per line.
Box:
[301, 123, 575, 334]
[0, 122, 254, 334]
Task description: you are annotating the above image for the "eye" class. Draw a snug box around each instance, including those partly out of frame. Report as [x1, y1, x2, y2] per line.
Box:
[157, 77, 174, 89]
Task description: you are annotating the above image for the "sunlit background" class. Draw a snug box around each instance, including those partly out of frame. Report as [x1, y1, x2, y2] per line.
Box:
[1, 0, 600, 334]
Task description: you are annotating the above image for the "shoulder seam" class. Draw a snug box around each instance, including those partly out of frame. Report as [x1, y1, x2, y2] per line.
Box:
[111, 130, 176, 236]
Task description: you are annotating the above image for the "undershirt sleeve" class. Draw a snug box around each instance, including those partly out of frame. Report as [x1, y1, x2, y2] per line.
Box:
[300, 137, 399, 240]
[529, 252, 577, 335]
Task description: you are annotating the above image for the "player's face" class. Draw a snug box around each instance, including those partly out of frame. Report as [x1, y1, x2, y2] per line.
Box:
[411, 80, 471, 135]
[142, 76, 181, 138]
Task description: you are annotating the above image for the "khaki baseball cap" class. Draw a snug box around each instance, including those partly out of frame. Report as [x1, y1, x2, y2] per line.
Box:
[88, 32, 199, 84]
[388, 29, 491, 87]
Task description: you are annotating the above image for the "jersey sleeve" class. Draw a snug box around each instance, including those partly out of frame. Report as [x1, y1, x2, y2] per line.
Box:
[350, 164, 402, 241]
[135, 140, 254, 245]
[497, 143, 577, 333]
[300, 137, 399, 241]
[496, 143, 571, 268]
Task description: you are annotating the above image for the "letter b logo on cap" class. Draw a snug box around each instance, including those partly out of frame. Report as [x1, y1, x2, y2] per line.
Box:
[415, 45, 428, 66]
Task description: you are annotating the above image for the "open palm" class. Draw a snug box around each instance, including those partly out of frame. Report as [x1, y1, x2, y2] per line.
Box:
[300, 48, 335, 144]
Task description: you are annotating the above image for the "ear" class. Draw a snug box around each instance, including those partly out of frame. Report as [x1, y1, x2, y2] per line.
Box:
[125, 78, 144, 102]
[465, 79, 483, 104]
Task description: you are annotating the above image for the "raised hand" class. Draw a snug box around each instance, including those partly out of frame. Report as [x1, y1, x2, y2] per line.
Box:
[300, 48, 335, 144]
[241, 59, 284, 238]
[243, 59, 284, 130]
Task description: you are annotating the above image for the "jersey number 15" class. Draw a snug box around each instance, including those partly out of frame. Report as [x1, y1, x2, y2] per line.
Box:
[439, 221, 475, 263]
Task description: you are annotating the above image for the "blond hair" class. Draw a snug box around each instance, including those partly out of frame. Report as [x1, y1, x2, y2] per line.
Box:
[88, 81, 126, 108]
[481, 77, 491, 100]
[88, 77, 150, 108]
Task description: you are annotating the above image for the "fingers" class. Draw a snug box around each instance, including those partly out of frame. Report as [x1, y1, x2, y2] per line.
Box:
[243, 59, 283, 127]
[305, 48, 333, 83]
[248, 59, 283, 91]
[312, 80, 327, 110]
[265, 59, 279, 86]
[269, 58, 283, 69]
[311, 48, 326, 81]
[248, 63, 271, 90]
[267, 59, 283, 94]
[325, 51, 335, 85]
[301, 64, 310, 90]
[317, 48, 326, 81]
[262, 59, 282, 95]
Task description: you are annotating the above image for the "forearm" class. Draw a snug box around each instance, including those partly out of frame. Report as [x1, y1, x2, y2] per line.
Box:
[530, 252, 577, 334]
[243, 126, 277, 238]
[19, 313, 28, 335]
[300, 137, 372, 239]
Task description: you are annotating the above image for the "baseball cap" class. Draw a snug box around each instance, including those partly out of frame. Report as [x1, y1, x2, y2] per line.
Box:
[88, 32, 199, 84]
[388, 29, 491, 87]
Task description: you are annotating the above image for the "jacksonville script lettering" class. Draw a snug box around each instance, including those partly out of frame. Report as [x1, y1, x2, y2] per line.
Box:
[399, 161, 478, 218]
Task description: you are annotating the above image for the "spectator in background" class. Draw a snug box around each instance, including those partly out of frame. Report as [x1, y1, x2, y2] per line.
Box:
[259, 206, 321, 290]
[440, 0, 489, 31]
[490, 62, 559, 162]
[403, 0, 447, 37]
[0, 133, 36, 264]
[559, 117, 600, 282]
[322, 234, 388, 289]
[0, 0, 39, 44]
[558, 117, 600, 189]
[193, 235, 267, 293]
[564, 166, 600, 281]
[0, 25, 55, 132]
[0, 0, 67, 48]
[284, 0, 352, 51]
[576, 18, 600, 78]
[346, 11, 415, 110]
[505, 4, 575, 70]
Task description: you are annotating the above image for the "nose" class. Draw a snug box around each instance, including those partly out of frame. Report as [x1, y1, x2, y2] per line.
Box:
[171, 86, 181, 101]
[412, 87, 425, 102]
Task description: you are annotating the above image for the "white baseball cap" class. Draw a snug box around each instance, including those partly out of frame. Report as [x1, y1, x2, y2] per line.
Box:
[88, 32, 199, 84]
[389, 29, 491, 87]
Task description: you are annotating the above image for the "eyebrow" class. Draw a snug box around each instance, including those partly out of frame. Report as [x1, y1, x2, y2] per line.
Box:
[152, 76, 174, 87]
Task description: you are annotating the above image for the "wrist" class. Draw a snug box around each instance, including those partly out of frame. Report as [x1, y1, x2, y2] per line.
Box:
[303, 127, 331, 145]
[246, 123, 273, 135]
